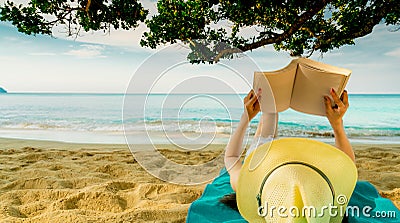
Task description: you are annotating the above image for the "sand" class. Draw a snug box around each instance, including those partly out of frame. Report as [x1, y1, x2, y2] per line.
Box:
[0, 138, 399, 222]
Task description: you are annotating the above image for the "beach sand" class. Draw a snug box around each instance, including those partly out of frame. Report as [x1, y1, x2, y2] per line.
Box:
[0, 138, 399, 222]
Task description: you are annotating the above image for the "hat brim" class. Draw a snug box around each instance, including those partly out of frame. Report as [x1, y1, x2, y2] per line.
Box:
[237, 138, 357, 223]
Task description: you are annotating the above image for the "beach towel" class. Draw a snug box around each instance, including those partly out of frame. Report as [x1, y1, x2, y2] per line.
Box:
[187, 168, 399, 223]
[346, 181, 400, 223]
[187, 168, 246, 223]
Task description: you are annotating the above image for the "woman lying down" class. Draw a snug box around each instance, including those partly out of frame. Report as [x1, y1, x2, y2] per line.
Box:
[220, 88, 357, 223]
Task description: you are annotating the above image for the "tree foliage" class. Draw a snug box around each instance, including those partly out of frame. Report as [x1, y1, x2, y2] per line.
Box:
[1, 0, 399, 61]
[141, 0, 400, 61]
[0, 0, 148, 36]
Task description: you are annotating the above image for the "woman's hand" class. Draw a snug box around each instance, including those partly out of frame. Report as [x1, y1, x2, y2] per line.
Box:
[243, 88, 261, 122]
[324, 89, 355, 162]
[324, 88, 349, 130]
[225, 88, 261, 191]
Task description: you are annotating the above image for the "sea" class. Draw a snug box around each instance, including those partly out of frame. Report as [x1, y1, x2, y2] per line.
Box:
[0, 93, 399, 144]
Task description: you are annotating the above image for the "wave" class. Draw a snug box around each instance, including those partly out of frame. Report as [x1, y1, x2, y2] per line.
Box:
[2, 119, 400, 138]
[0, 121, 124, 132]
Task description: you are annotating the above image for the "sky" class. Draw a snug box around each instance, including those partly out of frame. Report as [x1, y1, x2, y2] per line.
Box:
[0, 1, 400, 93]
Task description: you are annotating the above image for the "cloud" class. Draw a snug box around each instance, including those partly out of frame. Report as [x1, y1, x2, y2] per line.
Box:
[342, 62, 387, 69]
[29, 52, 57, 56]
[3, 36, 18, 41]
[53, 23, 149, 51]
[385, 48, 400, 57]
[64, 44, 106, 58]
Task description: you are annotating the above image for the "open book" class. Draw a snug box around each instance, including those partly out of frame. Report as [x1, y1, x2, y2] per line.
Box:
[253, 58, 351, 116]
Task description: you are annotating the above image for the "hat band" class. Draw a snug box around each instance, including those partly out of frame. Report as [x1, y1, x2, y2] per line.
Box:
[256, 161, 336, 216]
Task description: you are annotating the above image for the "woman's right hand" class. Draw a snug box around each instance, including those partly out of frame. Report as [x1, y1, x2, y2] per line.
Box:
[243, 88, 261, 122]
[324, 88, 349, 130]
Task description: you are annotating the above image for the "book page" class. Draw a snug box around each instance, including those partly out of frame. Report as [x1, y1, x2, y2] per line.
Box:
[296, 58, 351, 75]
[290, 63, 350, 116]
[254, 62, 297, 113]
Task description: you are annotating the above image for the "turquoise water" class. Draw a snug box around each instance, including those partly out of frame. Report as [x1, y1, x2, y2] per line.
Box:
[0, 93, 399, 144]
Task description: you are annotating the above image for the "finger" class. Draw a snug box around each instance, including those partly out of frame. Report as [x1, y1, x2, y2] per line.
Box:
[256, 91, 262, 102]
[245, 91, 252, 101]
[253, 99, 260, 111]
[243, 95, 248, 103]
[330, 88, 345, 108]
[341, 90, 349, 107]
[249, 90, 255, 99]
[249, 91, 259, 104]
[244, 90, 253, 102]
[257, 88, 262, 96]
[324, 96, 333, 114]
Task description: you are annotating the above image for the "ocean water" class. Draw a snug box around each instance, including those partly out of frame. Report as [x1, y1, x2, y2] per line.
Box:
[0, 93, 399, 144]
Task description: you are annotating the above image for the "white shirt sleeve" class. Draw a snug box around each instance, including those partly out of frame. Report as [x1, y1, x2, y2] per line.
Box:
[245, 135, 274, 159]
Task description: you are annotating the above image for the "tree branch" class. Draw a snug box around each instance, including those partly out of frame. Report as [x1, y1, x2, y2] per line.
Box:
[314, 0, 399, 51]
[85, 0, 92, 20]
[238, 0, 333, 52]
[214, 47, 242, 62]
[85, 0, 92, 12]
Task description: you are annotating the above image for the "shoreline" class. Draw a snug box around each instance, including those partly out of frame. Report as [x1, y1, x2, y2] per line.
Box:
[1, 136, 400, 149]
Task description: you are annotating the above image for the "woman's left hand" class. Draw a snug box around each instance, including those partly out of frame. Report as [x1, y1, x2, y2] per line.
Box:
[243, 88, 261, 122]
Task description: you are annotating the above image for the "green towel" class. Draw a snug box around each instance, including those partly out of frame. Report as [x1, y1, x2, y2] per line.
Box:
[347, 181, 400, 222]
[187, 168, 399, 223]
[187, 168, 245, 222]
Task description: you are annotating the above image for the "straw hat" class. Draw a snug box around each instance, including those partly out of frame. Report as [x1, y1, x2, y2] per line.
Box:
[237, 138, 357, 223]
